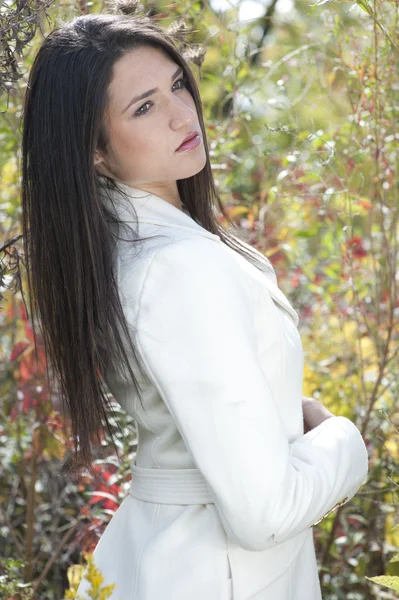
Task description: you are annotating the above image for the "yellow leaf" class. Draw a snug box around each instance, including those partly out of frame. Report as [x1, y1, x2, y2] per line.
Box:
[228, 205, 249, 217]
[302, 363, 319, 398]
[359, 336, 377, 362]
[325, 314, 341, 329]
[341, 319, 358, 340]
[67, 564, 85, 589]
[383, 438, 398, 459]
[1, 157, 18, 184]
[365, 575, 399, 592]
[247, 213, 255, 228]
[279, 227, 288, 240]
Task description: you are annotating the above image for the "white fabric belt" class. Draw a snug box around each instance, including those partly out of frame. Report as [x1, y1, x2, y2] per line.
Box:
[128, 459, 215, 505]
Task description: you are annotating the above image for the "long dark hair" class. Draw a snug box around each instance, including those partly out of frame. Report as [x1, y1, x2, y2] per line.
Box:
[21, 8, 269, 477]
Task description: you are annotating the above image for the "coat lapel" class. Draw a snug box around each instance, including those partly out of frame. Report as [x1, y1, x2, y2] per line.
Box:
[101, 180, 220, 242]
[99, 180, 299, 326]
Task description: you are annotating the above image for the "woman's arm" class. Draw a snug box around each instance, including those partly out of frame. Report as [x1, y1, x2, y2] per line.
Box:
[133, 238, 369, 552]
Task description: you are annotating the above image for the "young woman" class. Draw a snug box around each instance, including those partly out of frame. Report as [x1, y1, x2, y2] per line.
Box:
[21, 8, 369, 600]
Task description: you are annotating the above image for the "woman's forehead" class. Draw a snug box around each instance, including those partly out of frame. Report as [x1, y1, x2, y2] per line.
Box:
[108, 47, 179, 113]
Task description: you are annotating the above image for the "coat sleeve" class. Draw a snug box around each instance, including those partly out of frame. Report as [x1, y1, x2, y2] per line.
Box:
[134, 238, 369, 552]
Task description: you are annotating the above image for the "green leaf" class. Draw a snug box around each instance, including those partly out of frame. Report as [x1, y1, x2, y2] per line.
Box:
[294, 229, 319, 237]
[386, 560, 399, 577]
[365, 575, 399, 592]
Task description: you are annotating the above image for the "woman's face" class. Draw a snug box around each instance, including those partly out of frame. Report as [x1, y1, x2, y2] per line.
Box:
[94, 45, 206, 208]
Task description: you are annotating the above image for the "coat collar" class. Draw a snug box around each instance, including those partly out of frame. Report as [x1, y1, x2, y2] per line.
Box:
[100, 180, 221, 243]
[99, 180, 299, 326]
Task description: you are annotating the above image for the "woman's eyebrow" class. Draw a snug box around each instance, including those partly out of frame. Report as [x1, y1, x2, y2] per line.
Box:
[121, 66, 184, 114]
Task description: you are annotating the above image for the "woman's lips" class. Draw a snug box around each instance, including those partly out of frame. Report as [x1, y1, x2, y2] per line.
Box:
[176, 133, 201, 152]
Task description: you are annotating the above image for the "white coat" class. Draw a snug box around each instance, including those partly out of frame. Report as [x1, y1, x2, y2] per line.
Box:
[75, 182, 369, 600]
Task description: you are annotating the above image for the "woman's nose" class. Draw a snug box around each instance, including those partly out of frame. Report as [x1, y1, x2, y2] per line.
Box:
[169, 96, 196, 128]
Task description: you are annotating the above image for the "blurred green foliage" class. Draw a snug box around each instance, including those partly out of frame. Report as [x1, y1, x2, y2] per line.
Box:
[0, 557, 34, 599]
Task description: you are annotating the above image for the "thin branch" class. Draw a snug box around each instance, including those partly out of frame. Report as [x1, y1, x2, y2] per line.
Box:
[30, 518, 82, 595]
[0, 234, 24, 254]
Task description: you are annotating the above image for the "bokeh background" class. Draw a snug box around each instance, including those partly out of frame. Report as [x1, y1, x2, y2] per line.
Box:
[0, 0, 398, 598]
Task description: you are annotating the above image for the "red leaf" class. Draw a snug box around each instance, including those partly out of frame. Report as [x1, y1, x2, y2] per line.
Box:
[10, 341, 29, 361]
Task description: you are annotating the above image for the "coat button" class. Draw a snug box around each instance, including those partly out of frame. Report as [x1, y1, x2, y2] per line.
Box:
[311, 496, 349, 527]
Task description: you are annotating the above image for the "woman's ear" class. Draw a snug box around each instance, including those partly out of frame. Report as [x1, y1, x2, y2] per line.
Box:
[94, 150, 104, 168]
[94, 151, 111, 177]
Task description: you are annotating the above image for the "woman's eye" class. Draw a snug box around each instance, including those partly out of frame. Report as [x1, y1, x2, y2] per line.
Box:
[134, 77, 188, 117]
